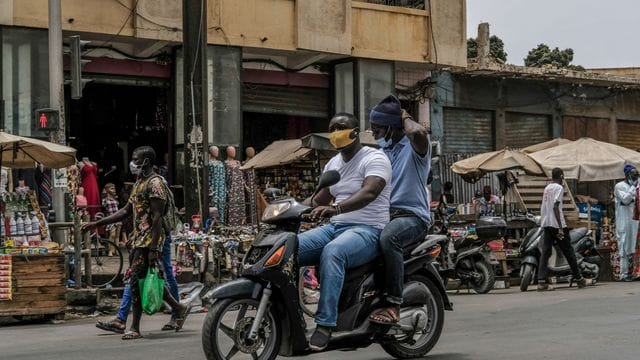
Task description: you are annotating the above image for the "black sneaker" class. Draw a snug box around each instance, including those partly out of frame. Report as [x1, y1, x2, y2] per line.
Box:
[309, 326, 332, 351]
[537, 283, 555, 291]
[576, 278, 587, 288]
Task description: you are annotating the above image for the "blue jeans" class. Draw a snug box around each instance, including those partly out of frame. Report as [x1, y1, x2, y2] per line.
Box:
[379, 215, 428, 304]
[116, 234, 179, 322]
[298, 223, 381, 327]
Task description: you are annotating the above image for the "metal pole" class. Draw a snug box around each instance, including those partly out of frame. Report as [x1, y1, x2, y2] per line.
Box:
[182, 0, 209, 221]
[48, 0, 67, 242]
[83, 219, 91, 286]
[73, 213, 82, 288]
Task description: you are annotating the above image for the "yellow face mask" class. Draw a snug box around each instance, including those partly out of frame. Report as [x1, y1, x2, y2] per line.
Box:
[329, 129, 357, 149]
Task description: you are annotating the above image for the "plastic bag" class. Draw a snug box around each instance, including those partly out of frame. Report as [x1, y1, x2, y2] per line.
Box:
[140, 267, 165, 315]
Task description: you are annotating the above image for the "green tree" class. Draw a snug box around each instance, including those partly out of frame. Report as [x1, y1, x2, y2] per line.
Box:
[524, 44, 584, 70]
[467, 35, 508, 62]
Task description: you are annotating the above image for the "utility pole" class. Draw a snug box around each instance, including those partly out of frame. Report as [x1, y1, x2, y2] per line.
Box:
[48, 0, 67, 242]
[182, 0, 209, 220]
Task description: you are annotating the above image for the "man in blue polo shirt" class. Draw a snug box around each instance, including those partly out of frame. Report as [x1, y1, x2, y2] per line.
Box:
[368, 95, 431, 324]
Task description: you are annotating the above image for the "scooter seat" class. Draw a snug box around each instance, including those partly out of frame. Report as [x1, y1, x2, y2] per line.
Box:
[569, 228, 588, 243]
[344, 258, 381, 283]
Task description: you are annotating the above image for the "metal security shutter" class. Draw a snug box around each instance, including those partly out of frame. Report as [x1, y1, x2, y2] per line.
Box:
[505, 112, 550, 149]
[617, 120, 640, 150]
[443, 108, 494, 153]
[243, 84, 329, 118]
[563, 116, 609, 141]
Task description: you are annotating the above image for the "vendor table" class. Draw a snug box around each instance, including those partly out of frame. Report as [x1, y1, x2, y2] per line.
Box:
[0, 254, 66, 318]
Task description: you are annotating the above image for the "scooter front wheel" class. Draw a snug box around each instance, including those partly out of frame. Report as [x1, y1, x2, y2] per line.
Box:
[202, 298, 281, 360]
[520, 264, 535, 292]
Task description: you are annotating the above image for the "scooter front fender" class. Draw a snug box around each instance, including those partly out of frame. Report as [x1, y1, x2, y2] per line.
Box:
[521, 255, 538, 267]
[201, 278, 262, 306]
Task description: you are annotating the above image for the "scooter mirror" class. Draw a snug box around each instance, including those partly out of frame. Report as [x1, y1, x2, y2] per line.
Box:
[263, 188, 281, 201]
[309, 170, 341, 205]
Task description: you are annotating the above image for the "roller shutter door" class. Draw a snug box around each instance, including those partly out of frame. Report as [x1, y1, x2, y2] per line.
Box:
[242, 84, 329, 118]
[443, 108, 494, 153]
[505, 112, 551, 149]
[617, 120, 640, 150]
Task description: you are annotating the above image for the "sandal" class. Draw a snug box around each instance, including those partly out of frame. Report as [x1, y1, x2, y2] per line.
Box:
[369, 306, 400, 325]
[174, 304, 193, 332]
[122, 330, 143, 340]
[161, 320, 178, 331]
[96, 319, 126, 334]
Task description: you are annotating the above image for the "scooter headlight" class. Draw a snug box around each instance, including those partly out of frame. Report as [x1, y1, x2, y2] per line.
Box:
[262, 202, 291, 221]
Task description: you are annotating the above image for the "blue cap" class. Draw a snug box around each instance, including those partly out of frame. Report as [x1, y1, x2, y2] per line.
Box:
[370, 95, 402, 128]
[624, 164, 636, 175]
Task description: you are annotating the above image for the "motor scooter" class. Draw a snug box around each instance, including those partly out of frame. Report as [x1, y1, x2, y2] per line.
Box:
[201, 170, 452, 359]
[519, 223, 601, 291]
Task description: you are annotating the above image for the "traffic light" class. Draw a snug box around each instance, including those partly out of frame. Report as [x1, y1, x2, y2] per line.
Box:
[69, 35, 91, 99]
[33, 108, 59, 131]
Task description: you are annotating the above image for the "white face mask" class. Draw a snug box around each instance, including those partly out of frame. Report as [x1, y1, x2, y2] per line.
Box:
[129, 159, 147, 175]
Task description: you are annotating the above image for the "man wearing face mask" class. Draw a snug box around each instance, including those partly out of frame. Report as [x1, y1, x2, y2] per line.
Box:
[537, 167, 586, 291]
[299, 112, 392, 351]
[82, 146, 190, 339]
[615, 165, 639, 281]
[367, 95, 431, 324]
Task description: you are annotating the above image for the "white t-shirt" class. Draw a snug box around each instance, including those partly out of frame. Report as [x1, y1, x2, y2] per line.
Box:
[540, 182, 566, 229]
[324, 146, 392, 229]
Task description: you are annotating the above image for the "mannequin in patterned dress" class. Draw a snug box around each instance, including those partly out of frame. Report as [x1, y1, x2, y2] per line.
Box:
[208, 146, 227, 224]
[225, 146, 245, 226]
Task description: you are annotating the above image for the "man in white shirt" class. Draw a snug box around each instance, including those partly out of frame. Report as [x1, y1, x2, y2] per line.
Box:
[614, 164, 639, 281]
[538, 167, 586, 291]
[298, 113, 392, 351]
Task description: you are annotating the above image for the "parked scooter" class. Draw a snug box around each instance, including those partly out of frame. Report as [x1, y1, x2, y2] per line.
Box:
[519, 223, 601, 292]
[201, 170, 452, 359]
[434, 216, 502, 294]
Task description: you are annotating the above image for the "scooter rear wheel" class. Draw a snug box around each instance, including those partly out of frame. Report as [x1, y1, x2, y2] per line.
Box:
[470, 259, 495, 294]
[381, 275, 445, 359]
[202, 298, 281, 360]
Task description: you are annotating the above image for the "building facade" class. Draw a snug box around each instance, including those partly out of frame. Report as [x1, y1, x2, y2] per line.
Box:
[1, 0, 466, 210]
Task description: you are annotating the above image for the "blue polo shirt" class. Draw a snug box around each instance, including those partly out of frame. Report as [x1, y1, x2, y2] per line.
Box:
[383, 136, 432, 225]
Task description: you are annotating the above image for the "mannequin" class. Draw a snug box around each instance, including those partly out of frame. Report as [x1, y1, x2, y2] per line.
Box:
[225, 146, 245, 226]
[208, 146, 227, 224]
[1, 167, 10, 194]
[15, 178, 30, 195]
[245, 147, 256, 162]
[79, 157, 100, 220]
[242, 146, 258, 225]
[76, 186, 89, 220]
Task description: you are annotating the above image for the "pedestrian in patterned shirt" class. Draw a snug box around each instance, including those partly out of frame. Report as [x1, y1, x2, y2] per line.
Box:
[102, 183, 121, 256]
[82, 146, 190, 340]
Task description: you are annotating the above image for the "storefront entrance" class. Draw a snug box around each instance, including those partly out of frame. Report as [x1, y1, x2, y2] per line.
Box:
[67, 81, 170, 189]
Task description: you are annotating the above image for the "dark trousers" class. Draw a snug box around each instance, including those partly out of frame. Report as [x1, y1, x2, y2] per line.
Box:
[379, 214, 428, 305]
[538, 227, 582, 282]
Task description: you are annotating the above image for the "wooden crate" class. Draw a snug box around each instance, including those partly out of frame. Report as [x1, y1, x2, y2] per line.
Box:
[0, 255, 66, 317]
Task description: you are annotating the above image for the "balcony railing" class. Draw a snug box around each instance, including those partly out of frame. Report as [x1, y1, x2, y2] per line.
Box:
[354, 0, 426, 10]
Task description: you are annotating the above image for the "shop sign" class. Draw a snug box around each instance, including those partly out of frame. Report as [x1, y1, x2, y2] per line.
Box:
[53, 168, 68, 188]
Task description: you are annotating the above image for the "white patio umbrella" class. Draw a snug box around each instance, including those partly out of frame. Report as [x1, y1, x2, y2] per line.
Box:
[529, 137, 640, 181]
[0, 131, 77, 169]
[451, 147, 545, 183]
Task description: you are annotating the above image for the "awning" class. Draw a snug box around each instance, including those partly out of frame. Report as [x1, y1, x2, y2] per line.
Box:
[240, 140, 311, 170]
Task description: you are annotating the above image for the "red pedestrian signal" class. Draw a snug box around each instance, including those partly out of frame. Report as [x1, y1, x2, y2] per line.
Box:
[33, 108, 59, 131]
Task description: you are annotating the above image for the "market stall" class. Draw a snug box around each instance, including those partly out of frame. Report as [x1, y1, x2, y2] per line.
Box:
[0, 131, 76, 317]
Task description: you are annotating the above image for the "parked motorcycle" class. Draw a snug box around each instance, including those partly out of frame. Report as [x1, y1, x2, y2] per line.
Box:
[201, 170, 452, 359]
[433, 216, 502, 294]
[519, 224, 601, 292]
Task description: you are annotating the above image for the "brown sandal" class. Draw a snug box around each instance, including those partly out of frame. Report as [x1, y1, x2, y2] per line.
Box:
[174, 305, 193, 332]
[369, 306, 400, 325]
[96, 319, 126, 334]
[122, 330, 143, 340]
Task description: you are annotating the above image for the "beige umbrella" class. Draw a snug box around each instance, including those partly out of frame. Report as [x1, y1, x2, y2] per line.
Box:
[529, 137, 640, 181]
[521, 138, 572, 154]
[451, 148, 545, 183]
[0, 131, 77, 169]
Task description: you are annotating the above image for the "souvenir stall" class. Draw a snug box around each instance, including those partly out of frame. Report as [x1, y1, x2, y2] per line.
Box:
[0, 131, 76, 318]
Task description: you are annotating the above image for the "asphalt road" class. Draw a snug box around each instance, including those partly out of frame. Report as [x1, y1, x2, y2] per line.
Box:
[2, 282, 639, 360]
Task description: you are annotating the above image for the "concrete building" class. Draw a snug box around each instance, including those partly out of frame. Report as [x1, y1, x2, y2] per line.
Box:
[0, 0, 465, 207]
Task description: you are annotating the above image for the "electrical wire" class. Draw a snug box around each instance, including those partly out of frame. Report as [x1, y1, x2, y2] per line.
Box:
[84, 0, 140, 57]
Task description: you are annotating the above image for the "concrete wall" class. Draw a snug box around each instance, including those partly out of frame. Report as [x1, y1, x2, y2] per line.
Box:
[1, 0, 466, 66]
[430, 71, 640, 148]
